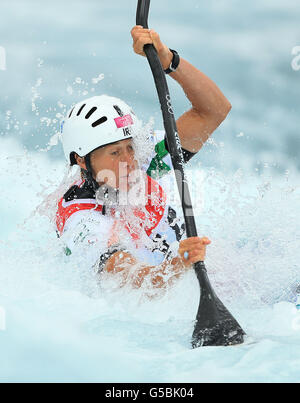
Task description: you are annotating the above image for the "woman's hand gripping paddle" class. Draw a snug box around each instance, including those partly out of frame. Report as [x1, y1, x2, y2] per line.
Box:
[136, 0, 245, 347]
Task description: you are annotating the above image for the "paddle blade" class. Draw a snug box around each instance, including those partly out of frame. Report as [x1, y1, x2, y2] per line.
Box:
[192, 265, 245, 348]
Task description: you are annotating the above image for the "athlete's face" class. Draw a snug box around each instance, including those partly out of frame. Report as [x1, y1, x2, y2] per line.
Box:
[90, 139, 138, 191]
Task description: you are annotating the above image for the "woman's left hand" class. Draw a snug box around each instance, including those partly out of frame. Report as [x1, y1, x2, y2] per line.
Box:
[131, 25, 173, 70]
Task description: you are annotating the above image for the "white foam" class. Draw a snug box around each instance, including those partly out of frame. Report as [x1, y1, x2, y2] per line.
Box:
[0, 137, 299, 382]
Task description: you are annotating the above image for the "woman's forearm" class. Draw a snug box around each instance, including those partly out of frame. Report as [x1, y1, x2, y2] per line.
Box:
[105, 250, 186, 289]
[155, 38, 231, 150]
[131, 26, 231, 152]
[105, 236, 210, 289]
[132, 256, 186, 289]
[169, 57, 232, 121]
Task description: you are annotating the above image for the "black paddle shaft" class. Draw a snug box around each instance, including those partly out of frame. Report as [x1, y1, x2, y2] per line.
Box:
[136, 0, 245, 347]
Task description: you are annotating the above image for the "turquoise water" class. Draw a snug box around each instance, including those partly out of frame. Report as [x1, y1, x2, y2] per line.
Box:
[0, 0, 300, 383]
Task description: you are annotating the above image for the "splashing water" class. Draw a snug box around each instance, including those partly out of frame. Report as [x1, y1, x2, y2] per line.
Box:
[1, 0, 300, 380]
[0, 133, 299, 382]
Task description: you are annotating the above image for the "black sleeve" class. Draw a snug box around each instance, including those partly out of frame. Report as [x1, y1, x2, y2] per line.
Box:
[164, 135, 197, 163]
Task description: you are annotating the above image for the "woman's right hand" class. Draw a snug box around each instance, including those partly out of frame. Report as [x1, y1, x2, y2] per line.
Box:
[177, 236, 211, 268]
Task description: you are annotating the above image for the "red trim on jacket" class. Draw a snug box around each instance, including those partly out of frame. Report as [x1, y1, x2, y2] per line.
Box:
[56, 175, 166, 241]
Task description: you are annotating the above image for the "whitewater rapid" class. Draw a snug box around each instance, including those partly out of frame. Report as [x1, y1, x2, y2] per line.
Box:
[1, 0, 300, 382]
[0, 136, 299, 382]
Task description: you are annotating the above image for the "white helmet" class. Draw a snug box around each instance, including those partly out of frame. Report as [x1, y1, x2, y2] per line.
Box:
[61, 95, 141, 165]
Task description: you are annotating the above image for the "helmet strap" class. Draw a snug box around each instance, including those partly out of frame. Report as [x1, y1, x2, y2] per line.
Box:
[83, 153, 99, 193]
[83, 153, 119, 213]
